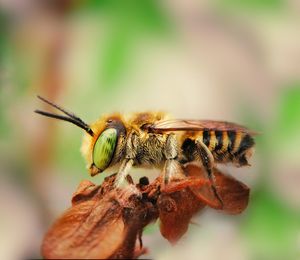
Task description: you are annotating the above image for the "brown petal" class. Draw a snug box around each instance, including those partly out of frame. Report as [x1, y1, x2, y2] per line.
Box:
[42, 190, 126, 259]
[183, 164, 223, 209]
[214, 169, 250, 214]
[71, 180, 100, 205]
[158, 189, 205, 244]
[42, 176, 158, 259]
[184, 164, 250, 214]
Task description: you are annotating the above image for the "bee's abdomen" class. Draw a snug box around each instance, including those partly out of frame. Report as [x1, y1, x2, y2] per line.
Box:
[195, 130, 232, 154]
[181, 130, 255, 164]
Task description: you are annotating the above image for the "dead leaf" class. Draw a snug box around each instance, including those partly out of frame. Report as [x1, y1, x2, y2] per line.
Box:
[185, 164, 250, 214]
[158, 188, 205, 244]
[41, 176, 158, 259]
[41, 166, 250, 258]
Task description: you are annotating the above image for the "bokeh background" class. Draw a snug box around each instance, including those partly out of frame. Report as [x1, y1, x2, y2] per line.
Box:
[1, 0, 300, 259]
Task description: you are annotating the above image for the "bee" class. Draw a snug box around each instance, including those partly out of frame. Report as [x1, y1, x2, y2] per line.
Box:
[35, 96, 256, 205]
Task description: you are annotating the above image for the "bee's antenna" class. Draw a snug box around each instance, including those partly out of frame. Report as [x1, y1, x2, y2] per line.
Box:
[35, 96, 94, 136]
[37, 95, 87, 125]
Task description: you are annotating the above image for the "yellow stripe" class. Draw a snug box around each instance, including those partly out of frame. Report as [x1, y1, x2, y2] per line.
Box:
[197, 130, 203, 143]
[208, 131, 217, 151]
[232, 131, 242, 153]
[221, 131, 229, 153]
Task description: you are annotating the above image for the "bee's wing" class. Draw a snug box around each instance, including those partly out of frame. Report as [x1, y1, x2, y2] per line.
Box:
[146, 119, 258, 135]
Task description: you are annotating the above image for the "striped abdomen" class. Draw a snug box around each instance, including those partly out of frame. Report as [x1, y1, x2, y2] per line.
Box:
[181, 130, 255, 166]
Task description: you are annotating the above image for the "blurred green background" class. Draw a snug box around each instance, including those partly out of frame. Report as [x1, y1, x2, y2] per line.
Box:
[0, 1, 300, 259]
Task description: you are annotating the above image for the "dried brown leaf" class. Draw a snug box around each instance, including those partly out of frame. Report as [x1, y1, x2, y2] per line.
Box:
[158, 188, 205, 244]
[41, 165, 250, 258]
[41, 176, 158, 259]
[42, 190, 125, 259]
[184, 164, 250, 214]
[214, 169, 250, 214]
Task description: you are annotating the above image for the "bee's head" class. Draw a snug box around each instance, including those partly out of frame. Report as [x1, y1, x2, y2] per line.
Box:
[35, 96, 126, 177]
[82, 115, 126, 176]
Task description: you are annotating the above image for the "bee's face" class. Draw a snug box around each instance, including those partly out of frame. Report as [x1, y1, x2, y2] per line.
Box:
[81, 114, 126, 176]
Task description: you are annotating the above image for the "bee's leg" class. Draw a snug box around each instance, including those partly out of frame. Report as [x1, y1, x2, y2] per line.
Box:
[162, 134, 185, 184]
[114, 132, 141, 197]
[195, 139, 223, 205]
[161, 134, 205, 192]
[115, 158, 142, 198]
[162, 159, 185, 184]
[161, 134, 211, 193]
[114, 158, 134, 187]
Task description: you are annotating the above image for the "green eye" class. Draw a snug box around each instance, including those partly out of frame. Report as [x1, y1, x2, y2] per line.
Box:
[93, 128, 117, 171]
